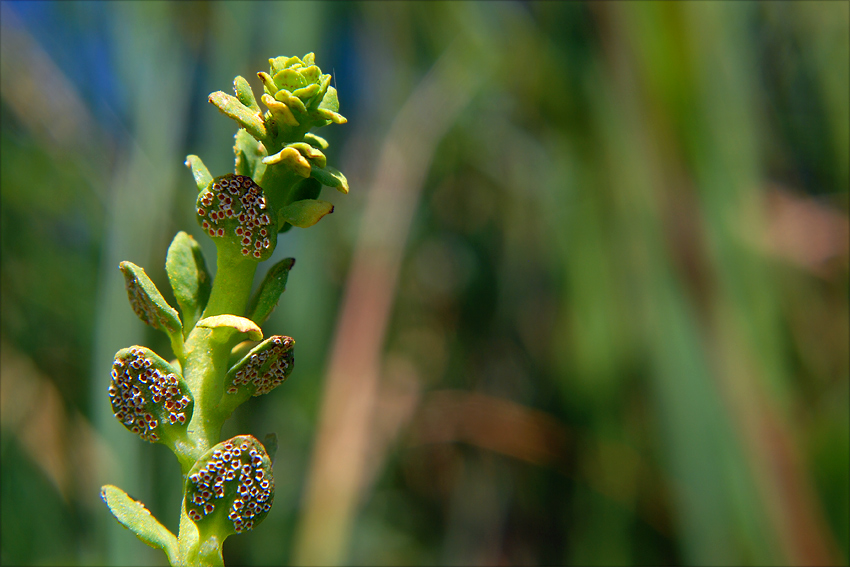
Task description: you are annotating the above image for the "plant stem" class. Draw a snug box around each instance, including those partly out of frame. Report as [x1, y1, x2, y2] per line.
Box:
[173, 245, 262, 562]
[180, 326, 232, 465]
[175, 246, 259, 468]
[203, 246, 258, 318]
[177, 498, 224, 567]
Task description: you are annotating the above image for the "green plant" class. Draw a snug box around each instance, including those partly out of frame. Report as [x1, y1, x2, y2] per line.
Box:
[100, 53, 348, 567]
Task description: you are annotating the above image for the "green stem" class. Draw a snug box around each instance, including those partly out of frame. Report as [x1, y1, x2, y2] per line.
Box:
[174, 246, 258, 464]
[180, 327, 231, 465]
[171, 244, 261, 563]
[203, 245, 258, 318]
[177, 498, 224, 567]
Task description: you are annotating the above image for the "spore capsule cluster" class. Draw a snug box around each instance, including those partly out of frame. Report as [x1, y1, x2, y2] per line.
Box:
[227, 335, 295, 397]
[185, 435, 274, 534]
[109, 347, 192, 443]
[197, 174, 276, 260]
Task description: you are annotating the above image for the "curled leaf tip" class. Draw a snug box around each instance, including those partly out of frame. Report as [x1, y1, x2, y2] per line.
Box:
[263, 147, 312, 177]
[197, 315, 263, 341]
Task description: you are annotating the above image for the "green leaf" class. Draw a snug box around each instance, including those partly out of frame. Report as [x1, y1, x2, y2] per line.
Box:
[166, 232, 212, 333]
[258, 71, 278, 96]
[208, 91, 267, 140]
[120, 262, 184, 354]
[273, 68, 307, 90]
[316, 85, 346, 124]
[109, 346, 193, 446]
[101, 485, 178, 563]
[262, 146, 311, 177]
[234, 129, 267, 181]
[292, 83, 321, 101]
[309, 74, 332, 112]
[311, 164, 349, 194]
[247, 257, 295, 325]
[184, 435, 275, 538]
[274, 87, 308, 114]
[300, 65, 321, 85]
[260, 93, 300, 127]
[185, 155, 213, 192]
[318, 84, 340, 113]
[286, 142, 326, 169]
[219, 336, 294, 413]
[234, 75, 259, 113]
[277, 199, 334, 228]
[268, 57, 288, 77]
[196, 315, 263, 342]
[304, 132, 329, 150]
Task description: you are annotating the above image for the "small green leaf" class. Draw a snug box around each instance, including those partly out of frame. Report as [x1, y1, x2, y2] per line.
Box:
[268, 57, 288, 77]
[120, 262, 184, 353]
[185, 155, 213, 193]
[309, 75, 332, 112]
[101, 485, 178, 563]
[260, 93, 300, 127]
[300, 65, 321, 85]
[166, 232, 212, 333]
[234, 75, 259, 113]
[292, 83, 321, 101]
[273, 68, 307, 90]
[219, 336, 294, 413]
[184, 435, 275, 538]
[109, 346, 193, 446]
[315, 84, 346, 123]
[311, 164, 349, 194]
[208, 91, 267, 141]
[197, 315, 263, 342]
[277, 199, 334, 228]
[286, 142, 326, 169]
[257, 71, 278, 96]
[247, 257, 295, 325]
[262, 146, 311, 177]
[315, 107, 347, 124]
[234, 129, 267, 181]
[304, 132, 329, 150]
[273, 88, 308, 114]
[318, 84, 340, 114]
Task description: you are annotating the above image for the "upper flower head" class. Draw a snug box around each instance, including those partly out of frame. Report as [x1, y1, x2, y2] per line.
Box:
[257, 53, 346, 128]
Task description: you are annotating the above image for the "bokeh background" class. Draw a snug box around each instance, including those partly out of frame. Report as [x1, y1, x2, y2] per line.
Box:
[1, 1, 848, 565]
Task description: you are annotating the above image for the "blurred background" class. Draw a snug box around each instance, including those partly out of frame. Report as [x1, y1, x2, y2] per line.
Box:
[1, 1, 848, 565]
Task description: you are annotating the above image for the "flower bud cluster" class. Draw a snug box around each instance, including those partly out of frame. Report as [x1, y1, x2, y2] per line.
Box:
[258, 53, 346, 128]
